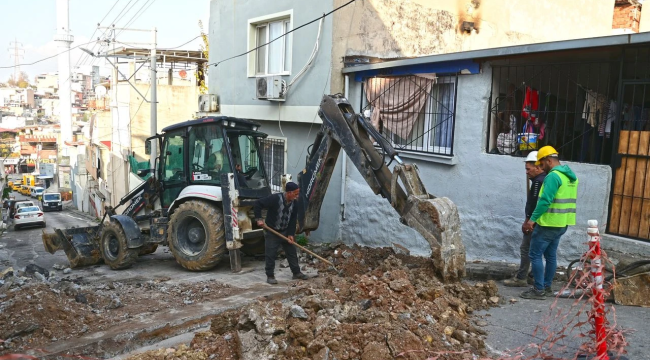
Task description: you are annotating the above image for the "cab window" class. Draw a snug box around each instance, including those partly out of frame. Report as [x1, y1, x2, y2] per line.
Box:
[189, 124, 231, 185]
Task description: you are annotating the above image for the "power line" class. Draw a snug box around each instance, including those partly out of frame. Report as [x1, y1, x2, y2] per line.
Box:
[165, 35, 201, 50]
[0, 41, 97, 69]
[119, 0, 157, 34]
[74, 0, 122, 68]
[209, 0, 356, 69]
[81, 0, 135, 66]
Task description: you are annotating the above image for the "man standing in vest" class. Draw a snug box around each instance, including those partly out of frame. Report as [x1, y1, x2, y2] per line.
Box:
[521, 146, 578, 300]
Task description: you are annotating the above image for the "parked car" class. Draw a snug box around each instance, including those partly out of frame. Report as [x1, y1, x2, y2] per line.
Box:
[30, 187, 44, 199]
[41, 192, 62, 212]
[15, 201, 36, 210]
[12, 183, 21, 192]
[20, 185, 30, 195]
[14, 206, 46, 230]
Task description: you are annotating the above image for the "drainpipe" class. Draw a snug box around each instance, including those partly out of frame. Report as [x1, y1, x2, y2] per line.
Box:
[340, 75, 349, 221]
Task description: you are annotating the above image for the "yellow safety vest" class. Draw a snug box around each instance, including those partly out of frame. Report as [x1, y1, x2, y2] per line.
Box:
[537, 170, 578, 227]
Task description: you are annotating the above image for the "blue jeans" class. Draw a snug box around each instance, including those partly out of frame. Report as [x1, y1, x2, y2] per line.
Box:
[529, 225, 567, 291]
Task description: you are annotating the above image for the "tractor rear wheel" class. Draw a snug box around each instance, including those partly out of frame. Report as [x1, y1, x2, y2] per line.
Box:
[168, 200, 226, 271]
[100, 221, 138, 270]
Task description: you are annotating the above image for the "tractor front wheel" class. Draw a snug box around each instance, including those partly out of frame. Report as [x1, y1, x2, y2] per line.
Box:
[100, 221, 138, 270]
[168, 200, 226, 271]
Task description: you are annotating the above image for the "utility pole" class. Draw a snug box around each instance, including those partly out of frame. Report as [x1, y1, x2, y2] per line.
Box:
[7, 38, 24, 83]
[150, 27, 157, 173]
[54, 0, 74, 149]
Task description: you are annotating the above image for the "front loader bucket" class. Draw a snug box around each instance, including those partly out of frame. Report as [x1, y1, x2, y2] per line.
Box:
[42, 227, 103, 268]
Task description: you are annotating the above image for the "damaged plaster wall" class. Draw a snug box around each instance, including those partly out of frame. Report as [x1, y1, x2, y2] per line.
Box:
[343, 63, 612, 264]
[331, 0, 615, 93]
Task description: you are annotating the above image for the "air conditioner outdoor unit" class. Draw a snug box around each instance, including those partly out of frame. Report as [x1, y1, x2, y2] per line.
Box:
[256, 75, 286, 101]
[198, 94, 219, 112]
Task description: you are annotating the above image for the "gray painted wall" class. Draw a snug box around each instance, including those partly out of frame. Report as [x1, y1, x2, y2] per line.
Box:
[208, 0, 334, 107]
[344, 63, 614, 264]
[256, 120, 343, 243]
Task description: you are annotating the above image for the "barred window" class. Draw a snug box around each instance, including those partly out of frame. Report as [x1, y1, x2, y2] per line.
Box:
[488, 61, 619, 165]
[361, 75, 457, 156]
[260, 137, 286, 192]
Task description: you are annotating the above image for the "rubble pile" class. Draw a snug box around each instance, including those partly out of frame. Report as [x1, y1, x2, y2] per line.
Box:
[0, 264, 240, 354]
[131, 245, 499, 360]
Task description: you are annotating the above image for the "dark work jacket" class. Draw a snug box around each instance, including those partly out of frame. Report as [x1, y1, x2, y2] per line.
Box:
[526, 172, 547, 219]
[254, 193, 298, 236]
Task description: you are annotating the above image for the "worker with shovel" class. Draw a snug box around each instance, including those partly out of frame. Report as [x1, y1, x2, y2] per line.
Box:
[254, 182, 309, 284]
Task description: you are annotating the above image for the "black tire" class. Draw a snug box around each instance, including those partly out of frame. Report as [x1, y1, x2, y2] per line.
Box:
[168, 200, 225, 271]
[138, 243, 159, 256]
[100, 221, 138, 270]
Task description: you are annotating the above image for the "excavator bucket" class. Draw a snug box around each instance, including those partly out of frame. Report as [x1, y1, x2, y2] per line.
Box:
[392, 164, 466, 282]
[42, 227, 103, 268]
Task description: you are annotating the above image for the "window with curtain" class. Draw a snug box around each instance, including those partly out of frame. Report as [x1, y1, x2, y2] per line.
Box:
[362, 75, 457, 156]
[255, 18, 291, 75]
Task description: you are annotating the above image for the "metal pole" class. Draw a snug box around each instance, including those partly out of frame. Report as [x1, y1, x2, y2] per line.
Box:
[149, 27, 157, 173]
[587, 220, 609, 360]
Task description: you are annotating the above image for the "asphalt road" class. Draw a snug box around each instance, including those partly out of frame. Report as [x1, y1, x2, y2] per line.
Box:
[0, 192, 96, 270]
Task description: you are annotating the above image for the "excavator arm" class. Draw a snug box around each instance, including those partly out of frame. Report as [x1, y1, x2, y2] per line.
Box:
[297, 95, 465, 281]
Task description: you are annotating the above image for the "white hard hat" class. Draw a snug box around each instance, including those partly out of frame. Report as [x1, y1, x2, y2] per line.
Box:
[525, 151, 539, 162]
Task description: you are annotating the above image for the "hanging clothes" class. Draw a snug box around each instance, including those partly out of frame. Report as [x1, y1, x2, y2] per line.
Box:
[582, 90, 607, 127]
[598, 100, 617, 138]
[521, 86, 539, 123]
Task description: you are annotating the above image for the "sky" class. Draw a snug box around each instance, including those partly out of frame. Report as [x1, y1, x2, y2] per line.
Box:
[0, 0, 209, 82]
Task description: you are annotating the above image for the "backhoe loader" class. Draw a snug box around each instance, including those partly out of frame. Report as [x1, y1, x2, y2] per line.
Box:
[43, 95, 465, 281]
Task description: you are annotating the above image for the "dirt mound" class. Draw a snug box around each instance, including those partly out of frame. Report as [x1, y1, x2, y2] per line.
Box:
[130, 245, 498, 360]
[0, 274, 240, 354]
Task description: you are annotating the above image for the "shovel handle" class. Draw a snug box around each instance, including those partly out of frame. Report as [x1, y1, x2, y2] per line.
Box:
[262, 224, 334, 267]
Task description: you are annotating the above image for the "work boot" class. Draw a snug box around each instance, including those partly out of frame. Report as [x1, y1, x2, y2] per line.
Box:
[503, 277, 528, 287]
[267, 277, 278, 285]
[292, 272, 309, 280]
[520, 287, 546, 300]
[545, 286, 554, 297]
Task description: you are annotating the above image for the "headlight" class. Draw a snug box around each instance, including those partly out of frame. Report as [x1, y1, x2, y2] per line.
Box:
[230, 122, 236, 128]
[252, 126, 258, 131]
[223, 121, 229, 127]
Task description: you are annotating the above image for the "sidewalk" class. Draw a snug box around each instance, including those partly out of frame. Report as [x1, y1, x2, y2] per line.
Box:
[62, 200, 100, 223]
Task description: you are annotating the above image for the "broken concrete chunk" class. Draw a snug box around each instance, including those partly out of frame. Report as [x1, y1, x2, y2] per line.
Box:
[25, 264, 49, 279]
[75, 294, 88, 304]
[289, 304, 308, 319]
[63, 268, 72, 274]
[107, 297, 122, 309]
[0, 267, 13, 280]
[52, 264, 66, 271]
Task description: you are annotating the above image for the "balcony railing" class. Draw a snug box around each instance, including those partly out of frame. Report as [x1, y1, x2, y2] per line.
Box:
[19, 135, 57, 143]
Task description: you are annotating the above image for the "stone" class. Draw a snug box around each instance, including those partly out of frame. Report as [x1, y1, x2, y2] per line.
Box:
[63, 268, 72, 274]
[388, 278, 410, 292]
[489, 296, 500, 304]
[362, 342, 392, 360]
[288, 322, 313, 346]
[341, 250, 353, 259]
[289, 305, 309, 319]
[184, 300, 194, 305]
[43, 329, 52, 337]
[0, 267, 13, 280]
[280, 259, 289, 268]
[359, 299, 372, 310]
[224, 334, 232, 341]
[443, 326, 455, 336]
[34, 272, 47, 282]
[509, 298, 518, 304]
[107, 298, 122, 309]
[398, 312, 411, 321]
[475, 320, 488, 327]
[75, 294, 88, 304]
[52, 264, 66, 270]
[24, 264, 49, 279]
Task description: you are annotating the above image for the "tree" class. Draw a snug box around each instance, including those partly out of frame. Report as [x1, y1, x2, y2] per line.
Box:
[7, 71, 30, 88]
[196, 20, 209, 95]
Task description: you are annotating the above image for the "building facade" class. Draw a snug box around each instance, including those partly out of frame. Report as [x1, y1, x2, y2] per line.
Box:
[209, 0, 650, 259]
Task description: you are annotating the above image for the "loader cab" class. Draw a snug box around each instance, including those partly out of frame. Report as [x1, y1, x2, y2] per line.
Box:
[154, 117, 273, 208]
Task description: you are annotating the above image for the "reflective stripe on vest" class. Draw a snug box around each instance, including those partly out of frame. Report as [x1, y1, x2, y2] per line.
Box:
[537, 170, 578, 227]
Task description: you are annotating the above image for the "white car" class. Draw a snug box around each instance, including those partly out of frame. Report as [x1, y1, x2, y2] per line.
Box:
[31, 187, 44, 198]
[14, 206, 46, 230]
[15, 201, 36, 209]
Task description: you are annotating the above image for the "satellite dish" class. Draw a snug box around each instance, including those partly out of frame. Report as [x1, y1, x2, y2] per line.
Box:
[95, 85, 107, 98]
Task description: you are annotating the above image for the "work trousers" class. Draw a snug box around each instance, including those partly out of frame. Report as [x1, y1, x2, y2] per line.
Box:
[515, 232, 532, 280]
[529, 225, 568, 291]
[264, 229, 301, 278]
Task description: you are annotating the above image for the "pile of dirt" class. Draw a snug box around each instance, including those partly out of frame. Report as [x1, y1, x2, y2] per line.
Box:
[129, 244, 499, 360]
[0, 268, 240, 354]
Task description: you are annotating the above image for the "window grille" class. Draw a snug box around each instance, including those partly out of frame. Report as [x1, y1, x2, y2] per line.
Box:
[260, 138, 286, 191]
[360, 75, 457, 156]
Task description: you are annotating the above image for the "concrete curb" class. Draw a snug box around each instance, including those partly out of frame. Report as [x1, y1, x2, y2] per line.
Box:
[32, 286, 291, 359]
